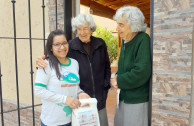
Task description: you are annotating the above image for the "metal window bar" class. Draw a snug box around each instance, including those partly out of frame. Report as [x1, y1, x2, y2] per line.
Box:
[0, 37, 47, 40]
[42, 0, 46, 50]
[27, 0, 35, 125]
[148, 0, 154, 126]
[11, 0, 21, 125]
[55, 0, 58, 30]
[0, 62, 4, 126]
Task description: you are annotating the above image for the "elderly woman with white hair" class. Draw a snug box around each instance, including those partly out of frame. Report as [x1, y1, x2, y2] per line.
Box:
[69, 14, 111, 126]
[36, 14, 111, 126]
[111, 6, 152, 126]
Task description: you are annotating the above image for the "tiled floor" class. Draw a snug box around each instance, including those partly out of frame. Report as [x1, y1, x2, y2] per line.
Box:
[106, 88, 117, 126]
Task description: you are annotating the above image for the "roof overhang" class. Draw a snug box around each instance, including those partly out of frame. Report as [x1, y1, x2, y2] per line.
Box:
[80, 0, 150, 27]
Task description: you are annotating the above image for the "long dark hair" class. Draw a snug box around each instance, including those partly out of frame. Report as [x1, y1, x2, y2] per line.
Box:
[44, 29, 69, 80]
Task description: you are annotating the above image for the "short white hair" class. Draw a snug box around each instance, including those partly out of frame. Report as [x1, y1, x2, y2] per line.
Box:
[71, 14, 97, 33]
[113, 6, 147, 32]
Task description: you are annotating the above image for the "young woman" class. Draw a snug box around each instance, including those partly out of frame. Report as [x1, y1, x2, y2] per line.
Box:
[34, 30, 90, 126]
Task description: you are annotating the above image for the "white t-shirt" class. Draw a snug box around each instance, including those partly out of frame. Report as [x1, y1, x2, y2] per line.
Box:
[34, 58, 82, 126]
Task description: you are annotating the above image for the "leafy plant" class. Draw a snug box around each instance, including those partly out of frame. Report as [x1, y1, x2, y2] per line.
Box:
[93, 26, 117, 63]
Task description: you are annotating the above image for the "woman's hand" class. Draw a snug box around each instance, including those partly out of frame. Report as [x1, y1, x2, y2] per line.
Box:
[65, 97, 81, 109]
[78, 92, 90, 99]
[36, 55, 47, 68]
[111, 75, 118, 89]
[79, 93, 90, 107]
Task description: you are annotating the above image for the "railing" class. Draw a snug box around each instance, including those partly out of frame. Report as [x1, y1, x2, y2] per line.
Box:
[0, 0, 60, 125]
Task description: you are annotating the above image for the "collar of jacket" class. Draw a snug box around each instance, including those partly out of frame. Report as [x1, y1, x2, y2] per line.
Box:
[70, 36, 104, 52]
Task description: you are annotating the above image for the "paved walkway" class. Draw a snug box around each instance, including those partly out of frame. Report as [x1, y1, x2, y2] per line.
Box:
[106, 88, 117, 126]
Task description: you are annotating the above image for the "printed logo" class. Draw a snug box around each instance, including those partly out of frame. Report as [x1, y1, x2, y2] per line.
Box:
[57, 104, 72, 116]
[62, 71, 79, 83]
[63, 106, 72, 116]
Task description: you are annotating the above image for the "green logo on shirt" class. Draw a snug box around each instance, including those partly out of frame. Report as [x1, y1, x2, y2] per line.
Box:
[57, 104, 72, 116]
[63, 106, 72, 116]
[62, 72, 79, 83]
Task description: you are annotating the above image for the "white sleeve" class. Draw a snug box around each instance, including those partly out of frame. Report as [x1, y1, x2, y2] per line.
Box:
[77, 86, 84, 95]
[34, 63, 67, 104]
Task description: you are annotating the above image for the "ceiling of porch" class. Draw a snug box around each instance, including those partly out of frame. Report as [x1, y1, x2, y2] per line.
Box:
[80, 0, 150, 27]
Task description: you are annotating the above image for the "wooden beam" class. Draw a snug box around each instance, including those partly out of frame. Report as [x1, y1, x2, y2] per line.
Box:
[101, 0, 127, 6]
[90, 1, 116, 19]
[111, 1, 150, 10]
[80, 0, 91, 7]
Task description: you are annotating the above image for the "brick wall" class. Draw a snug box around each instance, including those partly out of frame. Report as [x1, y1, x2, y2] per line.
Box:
[0, 100, 41, 125]
[48, 0, 64, 31]
[152, 0, 194, 125]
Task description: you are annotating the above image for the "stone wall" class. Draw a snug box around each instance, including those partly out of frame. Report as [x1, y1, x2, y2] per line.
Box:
[152, 0, 194, 125]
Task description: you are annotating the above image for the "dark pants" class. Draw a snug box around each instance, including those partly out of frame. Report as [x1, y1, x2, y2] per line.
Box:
[41, 121, 71, 126]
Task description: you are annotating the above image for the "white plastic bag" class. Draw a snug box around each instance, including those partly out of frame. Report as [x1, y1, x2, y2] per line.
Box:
[72, 98, 100, 126]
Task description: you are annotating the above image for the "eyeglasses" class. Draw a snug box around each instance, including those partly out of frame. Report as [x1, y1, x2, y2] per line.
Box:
[52, 41, 68, 49]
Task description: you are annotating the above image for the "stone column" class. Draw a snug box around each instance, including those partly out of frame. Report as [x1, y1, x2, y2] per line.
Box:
[189, 23, 194, 126]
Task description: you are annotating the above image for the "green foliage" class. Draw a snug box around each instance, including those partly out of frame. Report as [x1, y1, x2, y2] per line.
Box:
[93, 26, 117, 63]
